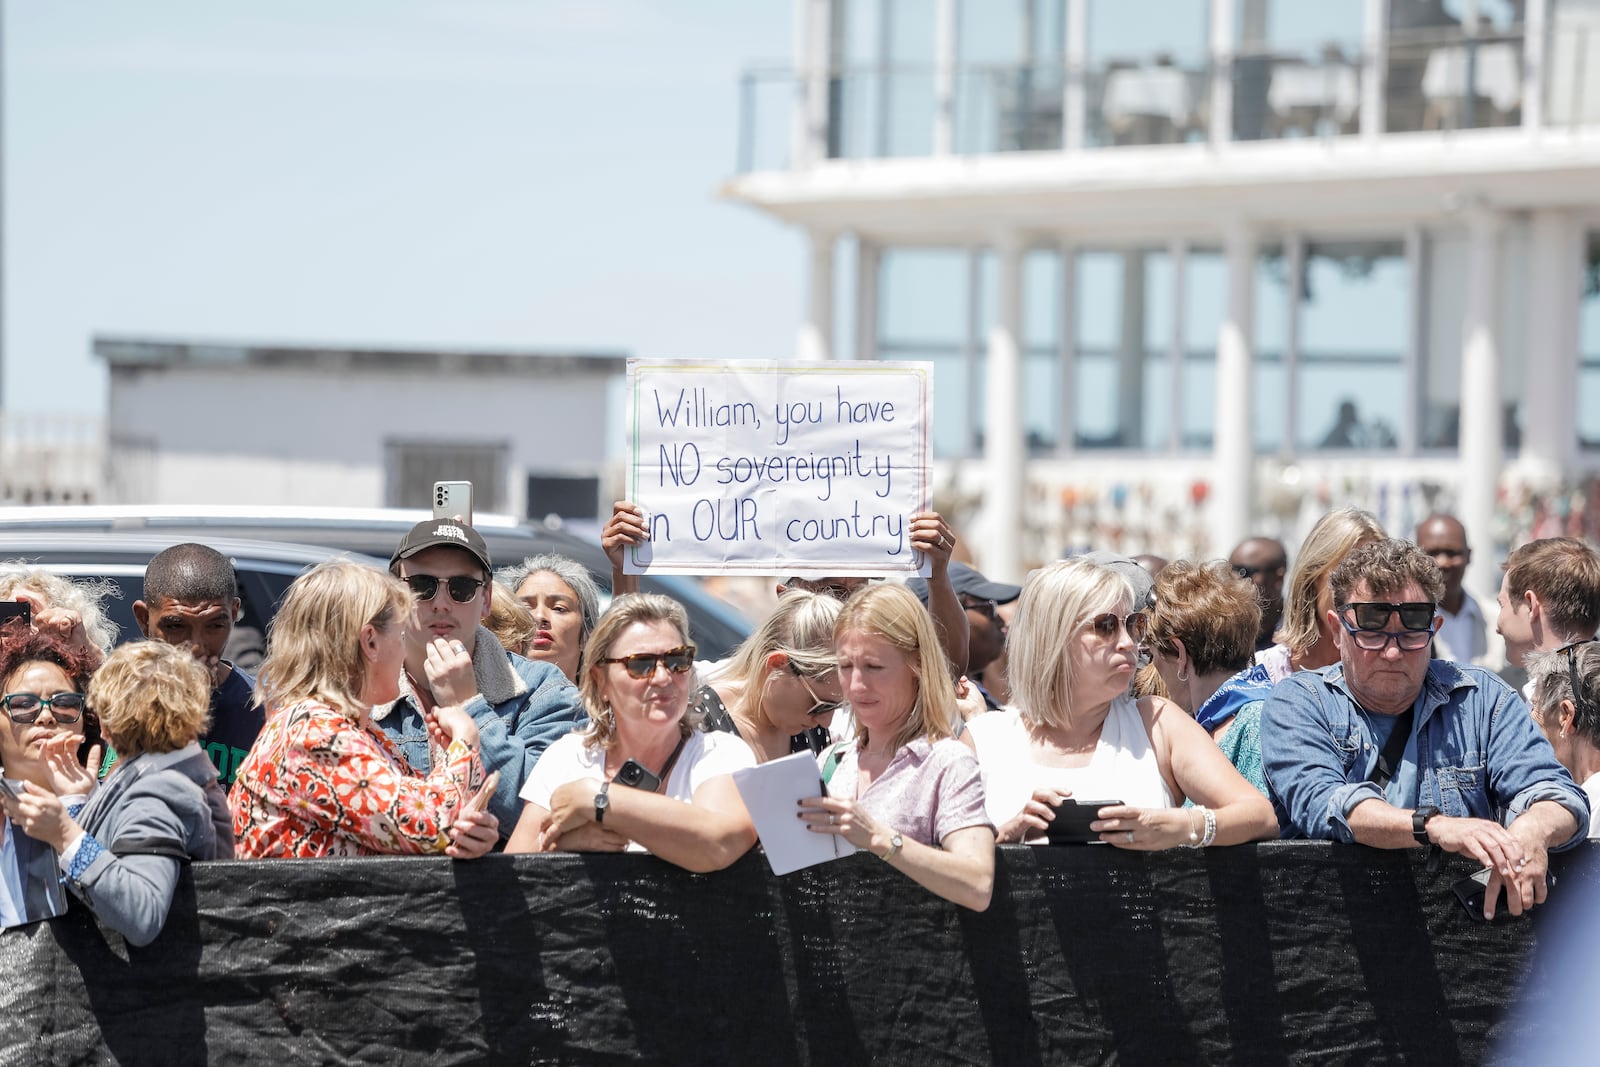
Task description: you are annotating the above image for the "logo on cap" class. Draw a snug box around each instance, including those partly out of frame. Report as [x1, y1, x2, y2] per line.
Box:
[433, 524, 467, 542]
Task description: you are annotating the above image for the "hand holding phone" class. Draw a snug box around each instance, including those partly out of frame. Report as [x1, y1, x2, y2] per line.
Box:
[1044, 799, 1124, 845]
[0, 602, 31, 629]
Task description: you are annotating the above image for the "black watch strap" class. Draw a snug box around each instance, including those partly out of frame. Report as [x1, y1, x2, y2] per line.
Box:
[1412, 806, 1440, 844]
[595, 781, 611, 824]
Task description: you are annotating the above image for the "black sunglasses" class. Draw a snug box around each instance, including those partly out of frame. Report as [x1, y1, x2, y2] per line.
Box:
[792, 668, 844, 717]
[960, 596, 1000, 620]
[1232, 563, 1282, 580]
[1087, 611, 1149, 642]
[1337, 601, 1437, 632]
[599, 645, 697, 679]
[403, 574, 486, 604]
[1558, 639, 1598, 719]
[1, 691, 87, 724]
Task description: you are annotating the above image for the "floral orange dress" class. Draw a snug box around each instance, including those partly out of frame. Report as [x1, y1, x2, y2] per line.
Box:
[229, 698, 484, 858]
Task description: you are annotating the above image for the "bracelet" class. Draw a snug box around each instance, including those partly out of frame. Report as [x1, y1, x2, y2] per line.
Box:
[1199, 806, 1218, 848]
[1184, 807, 1202, 848]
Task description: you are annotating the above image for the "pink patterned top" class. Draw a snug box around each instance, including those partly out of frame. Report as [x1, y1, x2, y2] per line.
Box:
[229, 698, 484, 859]
[827, 737, 993, 847]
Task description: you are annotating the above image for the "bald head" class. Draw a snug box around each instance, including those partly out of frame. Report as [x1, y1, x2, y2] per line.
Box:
[1415, 513, 1470, 606]
[1229, 537, 1287, 649]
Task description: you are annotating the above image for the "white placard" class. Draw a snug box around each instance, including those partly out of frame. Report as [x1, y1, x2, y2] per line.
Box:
[623, 359, 933, 577]
[730, 751, 856, 876]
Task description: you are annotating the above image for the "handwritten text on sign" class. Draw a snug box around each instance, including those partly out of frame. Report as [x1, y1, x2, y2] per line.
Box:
[625, 360, 933, 577]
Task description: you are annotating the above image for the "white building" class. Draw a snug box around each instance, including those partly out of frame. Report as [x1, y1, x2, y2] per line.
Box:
[94, 336, 627, 520]
[725, 0, 1600, 596]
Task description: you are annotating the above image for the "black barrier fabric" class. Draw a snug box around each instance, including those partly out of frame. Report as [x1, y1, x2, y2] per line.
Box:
[0, 842, 1582, 1066]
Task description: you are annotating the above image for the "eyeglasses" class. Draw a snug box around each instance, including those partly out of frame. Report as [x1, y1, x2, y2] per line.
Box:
[1334, 604, 1435, 652]
[1087, 611, 1149, 642]
[1, 691, 87, 724]
[402, 574, 486, 604]
[598, 645, 697, 679]
[1337, 601, 1437, 632]
[1558, 639, 1598, 719]
[792, 668, 844, 718]
[960, 597, 1000, 620]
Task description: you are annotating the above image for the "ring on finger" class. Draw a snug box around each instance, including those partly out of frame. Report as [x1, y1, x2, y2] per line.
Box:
[829, 814, 837, 826]
[1125, 831, 1134, 844]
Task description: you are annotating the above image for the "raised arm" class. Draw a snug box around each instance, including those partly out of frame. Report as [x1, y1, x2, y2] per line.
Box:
[908, 512, 968, 677]
[603, 501, 650, 597]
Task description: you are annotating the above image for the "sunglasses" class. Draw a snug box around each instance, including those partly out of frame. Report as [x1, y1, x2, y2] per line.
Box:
[792, 668, 844, 718]
[961, 597, 1001, 620]
[1232, 563, 1282, 580]
[1558, 639, 1598, 718]
[403, 574, 486, 604]
[1337, 601, 1437, 632]
[1087, 611, 1149, 642]
[1, 691, 87, 724]
[598, 645, 697, 679]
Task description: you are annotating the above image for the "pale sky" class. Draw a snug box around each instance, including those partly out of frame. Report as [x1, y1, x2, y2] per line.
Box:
[4, 1, 802, 415]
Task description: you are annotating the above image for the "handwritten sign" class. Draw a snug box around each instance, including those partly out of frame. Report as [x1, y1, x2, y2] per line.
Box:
[624, 359, 933, 577]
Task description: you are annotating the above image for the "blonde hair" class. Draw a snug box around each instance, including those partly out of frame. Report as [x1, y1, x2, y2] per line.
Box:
[1009, 559, 1134, 730]
[0, 567, 122, 653]
[720, 589, 840, 726]
[834, 583, 957, 752]
[485, 582, 539, 656]
[89, 641, 211, 759]
[579, 593, 693, 751]
[254, 561, 411, 719]
[1274, 507, 1385, 655]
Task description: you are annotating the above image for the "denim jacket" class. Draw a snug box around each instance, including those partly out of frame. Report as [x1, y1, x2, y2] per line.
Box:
[1261, 659, 1590, 848]
[374, 626, 585, 839]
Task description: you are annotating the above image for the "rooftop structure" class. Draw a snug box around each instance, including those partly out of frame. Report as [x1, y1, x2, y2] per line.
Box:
[725, 0, 1600, 597]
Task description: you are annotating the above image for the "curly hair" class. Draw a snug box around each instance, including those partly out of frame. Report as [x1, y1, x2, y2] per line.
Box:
[89, 642, 211, 759]
[1149, 561, 1261, 677]
[0, 567, 123, 653]
[485, 582, 539, 656]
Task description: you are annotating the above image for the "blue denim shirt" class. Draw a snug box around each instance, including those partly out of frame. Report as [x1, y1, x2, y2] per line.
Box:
[374, 628, 586, 840]
[1261, 659, 1589, 848]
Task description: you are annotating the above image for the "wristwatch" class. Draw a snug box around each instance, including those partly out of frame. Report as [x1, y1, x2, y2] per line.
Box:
[879, 831, 904, 862]
[1412, 805, 1440, 845]
[594, 781, 611, 824]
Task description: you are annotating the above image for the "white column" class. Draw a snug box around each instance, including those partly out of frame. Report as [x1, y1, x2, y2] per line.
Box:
[1209, 0, 1235, 146]
[854, 239, 881, 362]
[797, 229, 836, 361]
[1361, 0, 1389, 139]
[1213, 224, 1255, 557]
[934, 0, 956, 156]
[1458, 209, 1503, 602]
[1058, 241, 1078, 454]
[1524, 0, 1549, 133]
[1063, 0, 1088, 150]
[984, 232, 1026, 582]
[1521, 209, 1576, 479]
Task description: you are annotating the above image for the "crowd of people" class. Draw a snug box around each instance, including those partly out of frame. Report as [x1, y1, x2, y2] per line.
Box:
[0, 500, 1594, 945]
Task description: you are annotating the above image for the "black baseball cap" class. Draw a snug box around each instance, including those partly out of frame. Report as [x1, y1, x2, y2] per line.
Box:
[391, 519, 493, 575]
[908, 562, 1022, 605]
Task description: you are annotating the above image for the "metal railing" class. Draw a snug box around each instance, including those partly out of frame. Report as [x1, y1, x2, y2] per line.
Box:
[734, 26, 1600, 172]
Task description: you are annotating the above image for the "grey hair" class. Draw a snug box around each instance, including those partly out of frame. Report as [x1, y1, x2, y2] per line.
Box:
[495, 554, 603, 646]
[1529, 641, 1600, 750]
[0, 565, 123, 652]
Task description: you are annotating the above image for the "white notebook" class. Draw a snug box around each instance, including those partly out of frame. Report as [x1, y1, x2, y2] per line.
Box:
[732, 751, 858, 875]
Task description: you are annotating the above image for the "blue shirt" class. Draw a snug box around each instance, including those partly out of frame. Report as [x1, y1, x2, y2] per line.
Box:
[1260, 659, 1590, 847]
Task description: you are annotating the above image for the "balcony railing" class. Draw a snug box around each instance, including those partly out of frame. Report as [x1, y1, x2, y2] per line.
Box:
[736, 25, 1600, 172]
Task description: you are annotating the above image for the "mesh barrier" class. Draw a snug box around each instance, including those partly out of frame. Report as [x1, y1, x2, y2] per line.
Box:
[0, 841, 1585, 1066]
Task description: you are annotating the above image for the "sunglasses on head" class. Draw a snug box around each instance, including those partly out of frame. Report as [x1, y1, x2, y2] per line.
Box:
[403, 574, 486, 604]
[792, 667, 844, 717]
[1087, 611, 1149, 642]
[599, 645, 697, 679]
[1558, 639, 1599, 718]
[1337, 601, 1437, 632]
[1, 691, 87, 724]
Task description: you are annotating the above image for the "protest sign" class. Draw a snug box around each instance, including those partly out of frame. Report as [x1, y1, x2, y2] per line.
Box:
[624, 359, 932, 577]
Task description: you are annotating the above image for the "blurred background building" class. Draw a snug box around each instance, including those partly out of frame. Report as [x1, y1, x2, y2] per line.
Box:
[726, 0, 1600, 593]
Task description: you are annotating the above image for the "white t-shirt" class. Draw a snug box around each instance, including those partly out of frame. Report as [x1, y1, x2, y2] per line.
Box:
[1584, 773, 1600, 840]
[520, 729, 757, 810]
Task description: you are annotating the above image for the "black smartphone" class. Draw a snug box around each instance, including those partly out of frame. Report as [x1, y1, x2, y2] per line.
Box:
[1044, 799, 1123, 845]
[614, 760, 661, 793]
[0, 602, 31, 628]
[1451, 867, 1521, 923]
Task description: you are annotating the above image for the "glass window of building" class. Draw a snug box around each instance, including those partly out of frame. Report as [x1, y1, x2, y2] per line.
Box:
[832, 0, 938, 158]
[955, 0, 1068, 153]
[1297, 240, 1408, 452]
[1180, 250, 1224, 449]
[1232, 1, 1364, 141]
[1074, 249, 1173, 449]
[1387, 0, 1526, 133]
[879, 248, 972, 457]
[1086, 0, 1210, 147]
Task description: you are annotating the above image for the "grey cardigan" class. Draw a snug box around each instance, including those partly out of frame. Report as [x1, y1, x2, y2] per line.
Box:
[68, 742, 234, 947]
